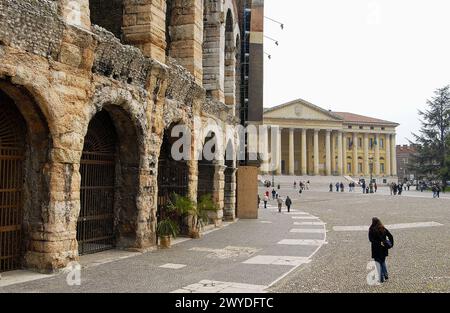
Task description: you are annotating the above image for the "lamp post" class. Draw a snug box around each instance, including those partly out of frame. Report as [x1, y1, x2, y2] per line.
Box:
[369, 157, 374, 193]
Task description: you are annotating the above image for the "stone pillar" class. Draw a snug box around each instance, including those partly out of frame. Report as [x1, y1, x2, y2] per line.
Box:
[289, 128, 295, 175]
[314, 129, 320, 176]
[301, 128, 307, 175]
[272, 126, 282, 175]
[203, 1, 225, 102]
[122, 0, 167, 63]
[352, 132, 358, 175]
[337, 131, 343, 175]
[166, 0, 204, 84]
[342, 132, 347, 175]
[385, 134, 391, 176]
[331, 132, 336, 174]
[364, 133, 369, 176]
[391, 134, 397, 176]
[375, 134, 381, 176]
[223, 165, 237, 221]
[58, 0, 91, 29]
[325, 130, 331, 176]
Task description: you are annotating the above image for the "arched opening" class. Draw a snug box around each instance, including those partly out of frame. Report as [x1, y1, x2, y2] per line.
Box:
[223, 140, 236, 221]
[0, 84, 50, 273]
[77, 111, 117, 255]
[157, 123, 189, 234]
[0, 93, 26, 272]
[78, 107, 140, 255]
[165, 0, 174, 56]
[89, 0, 123, 39]
[197, 132, 221, 225]
[224, 9, 236, 107]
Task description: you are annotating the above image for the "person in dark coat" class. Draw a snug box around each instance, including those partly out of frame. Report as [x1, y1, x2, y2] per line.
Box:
[285, 196, 292, 213]
[271, 189, 277, 200]
[369, 217, 394, 283]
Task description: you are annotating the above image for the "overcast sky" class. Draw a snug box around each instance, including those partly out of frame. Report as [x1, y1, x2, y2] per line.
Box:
[263, 0, 450, 144]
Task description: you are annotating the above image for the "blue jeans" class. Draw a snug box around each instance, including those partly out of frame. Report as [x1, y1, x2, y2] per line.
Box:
[375, 259, 388, 282]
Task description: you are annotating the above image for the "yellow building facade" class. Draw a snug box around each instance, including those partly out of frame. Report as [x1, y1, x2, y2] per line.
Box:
[260, 99, 399, 179]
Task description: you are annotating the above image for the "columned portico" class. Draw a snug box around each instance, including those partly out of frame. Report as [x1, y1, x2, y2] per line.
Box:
[261, 99, 399, 179]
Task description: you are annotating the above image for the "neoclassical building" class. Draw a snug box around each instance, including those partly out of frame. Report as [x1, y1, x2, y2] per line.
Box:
[260, 99, 399, 180]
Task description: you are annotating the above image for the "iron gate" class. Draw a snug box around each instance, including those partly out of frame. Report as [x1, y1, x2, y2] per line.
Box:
[77, 112, 116, 255]
[0, 100, 25, 272]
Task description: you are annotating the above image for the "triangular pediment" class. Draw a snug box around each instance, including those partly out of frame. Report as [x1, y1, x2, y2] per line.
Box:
[264, 99, 343, 121]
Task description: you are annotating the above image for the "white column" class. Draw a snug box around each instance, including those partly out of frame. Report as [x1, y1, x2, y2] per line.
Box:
[385, 134, 391, 176]
[352, 132, 358, 175]
[375, 133, 381, 176]
[364, 133, 369, 176]
[391, 134, 397, 176]
[325, 130, 331, 176]
[331, 132, 336, 174]
[342, 132, 348, 175]
[276, 128, 282, 175]
[259, 126, 269, 173]
[301, 129, 307, 175]
[289, 128, 295, 175]
[314, 129, 320, 176]
[337, 131, 343, 175]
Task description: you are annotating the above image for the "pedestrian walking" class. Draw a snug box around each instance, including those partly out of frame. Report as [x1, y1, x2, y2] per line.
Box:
[374, 183, 378, 193]
[271, 189, 276, 200]
[432, 185, 437, 198]
[257, 195, 260, 208]
[329, 183, 333, 192]
[285, 196, 292, 213]
[340, 182, 344, 192]
[336, 182, 340, 192]
[362, 181, 366, 194]
[294, 181, 297, 189]
[437, 185, 441, 198]
[263, 195, 269, 209]
[277, 196, 283, 213]
[277, 184, 281, 190]
[369, 217, 394, 283]
[306, 181, 310, 190]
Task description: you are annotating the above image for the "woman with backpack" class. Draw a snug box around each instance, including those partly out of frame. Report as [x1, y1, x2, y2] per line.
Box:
[369, 217, 394, 283]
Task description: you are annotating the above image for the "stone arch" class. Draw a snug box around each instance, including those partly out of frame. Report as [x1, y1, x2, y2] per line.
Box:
[78, 93, 147, 253]
[224, 9, 236, 109]
[89, 0, 124, 39]
[0, 81, 52, 272]
[157, 121, 190, 234]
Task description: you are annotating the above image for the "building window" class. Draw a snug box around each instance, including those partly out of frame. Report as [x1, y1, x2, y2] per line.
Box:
[359, 126, 363, 130]
[369, 138, 374, 149]
[380, 138, 384, 148]
[381, 127, 385, 130]
[358, 138, 362, 148]
[370, 127, 374, 130]
[347, 163, 352, 173]
[347, 138, 352, 149]
[380, 163, 385, 173]
[348, 126, 352, 129]
[358, 163, 363, 173]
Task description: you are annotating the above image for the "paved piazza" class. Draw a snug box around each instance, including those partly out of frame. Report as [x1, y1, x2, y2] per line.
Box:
[1, 182, 449, 293]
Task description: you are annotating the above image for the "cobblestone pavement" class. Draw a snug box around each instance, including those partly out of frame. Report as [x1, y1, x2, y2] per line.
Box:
[268, 184, 450, 293]
[1, 184, 448, 293]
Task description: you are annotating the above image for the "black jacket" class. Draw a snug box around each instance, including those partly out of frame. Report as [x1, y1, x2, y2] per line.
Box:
[369, 227, 394, 260]
[285, 198, 292, 207]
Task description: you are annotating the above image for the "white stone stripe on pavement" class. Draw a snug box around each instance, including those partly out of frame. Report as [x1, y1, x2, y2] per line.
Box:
[291, 216, 319, 220]
[242, 255, 311, 266]
[172, 280, 267, 293]
[277, 239, 325, 246]
[290, 228, 326, 234]
[333, 221, 444, 232]
[159, 263, 187, 269]
[294, 222, 326, 226]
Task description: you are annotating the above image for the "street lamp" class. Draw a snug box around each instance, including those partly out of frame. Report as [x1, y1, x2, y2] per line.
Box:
[369, 157, 374, 193]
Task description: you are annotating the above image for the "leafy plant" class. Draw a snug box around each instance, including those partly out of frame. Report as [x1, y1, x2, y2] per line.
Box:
[195, 194, 219, 231]
[156, 218, 180, 238]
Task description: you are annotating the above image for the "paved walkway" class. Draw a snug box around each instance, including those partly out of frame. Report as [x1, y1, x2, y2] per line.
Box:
[0, 204, 326, 293]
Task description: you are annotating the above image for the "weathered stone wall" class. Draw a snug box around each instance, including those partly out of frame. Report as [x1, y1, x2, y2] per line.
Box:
[0, 0, 242, 273]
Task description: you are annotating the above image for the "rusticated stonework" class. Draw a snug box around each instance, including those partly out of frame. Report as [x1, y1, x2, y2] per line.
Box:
[0, 0, 243, 273]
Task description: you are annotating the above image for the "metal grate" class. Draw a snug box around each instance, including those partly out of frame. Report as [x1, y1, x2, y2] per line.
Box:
[0, 99, 25, 273]
[77, 111, 117, 255]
